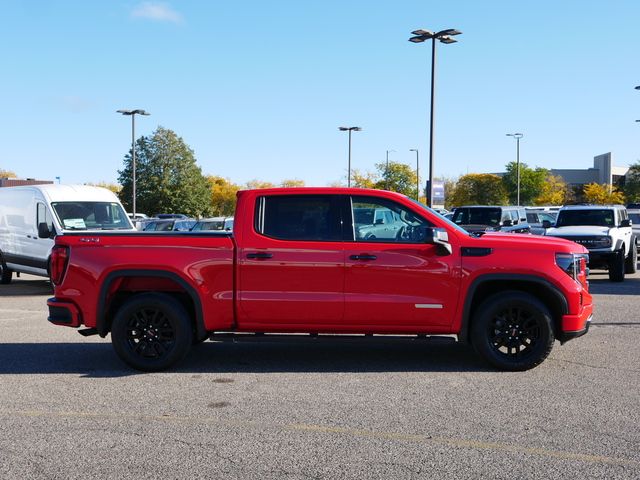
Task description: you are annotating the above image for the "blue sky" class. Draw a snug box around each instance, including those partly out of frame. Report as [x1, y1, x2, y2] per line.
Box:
[1, 1, 639, 187]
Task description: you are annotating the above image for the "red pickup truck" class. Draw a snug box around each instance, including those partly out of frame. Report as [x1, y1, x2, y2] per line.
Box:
[46, 188, 593, 372]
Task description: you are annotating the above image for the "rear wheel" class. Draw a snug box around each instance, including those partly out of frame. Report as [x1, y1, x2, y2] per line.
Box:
[609, 249, 625, 282]
[111, 293, 193, 371]
[0, 263, 12, 284]
[471, 291, 555, 371]
[625, 242, 637, 274]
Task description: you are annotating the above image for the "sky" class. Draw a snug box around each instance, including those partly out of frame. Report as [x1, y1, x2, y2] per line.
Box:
[1, 0, 640, 188]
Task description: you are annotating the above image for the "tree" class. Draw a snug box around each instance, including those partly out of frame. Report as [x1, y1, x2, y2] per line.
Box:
[207, 176, 240, 216]
[501, 162, 548, 205]
[280, 179, 305, 188]
[442, 177, 459, 210]
[582, 183, 625, 205]
[533, 174, 568, 206]
[449, 174, 508, 207]
[245, 180, 276, 190]
[624, 162, 640, 203]
[351, 169, 379, 189]
[0, 168, 16, 178]
[373, 161, 417, 197]
[117, 126, 211, 217]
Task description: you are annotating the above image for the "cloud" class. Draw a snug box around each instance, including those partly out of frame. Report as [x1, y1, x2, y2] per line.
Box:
[131, 2, 184, 24]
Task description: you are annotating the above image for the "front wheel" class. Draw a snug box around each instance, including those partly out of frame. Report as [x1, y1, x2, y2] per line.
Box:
[625, 242, 637, 274]
[609, 249, 625, 282]
[111, 293, 193, 372]
[471, 291, 555, 371]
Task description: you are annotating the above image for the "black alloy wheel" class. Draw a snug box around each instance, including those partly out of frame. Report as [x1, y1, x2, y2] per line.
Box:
[111, 293, 193, 371]
[472, 291, 554, 371]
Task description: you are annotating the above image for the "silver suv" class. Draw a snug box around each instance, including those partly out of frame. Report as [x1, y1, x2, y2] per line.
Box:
[544, 205, 637, 282]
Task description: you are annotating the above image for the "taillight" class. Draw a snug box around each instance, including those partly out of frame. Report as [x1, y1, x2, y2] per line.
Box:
[50, 246, 69, 285]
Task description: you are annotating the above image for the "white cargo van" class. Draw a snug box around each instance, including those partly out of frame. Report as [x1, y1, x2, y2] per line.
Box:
[0, 184, 134, 283]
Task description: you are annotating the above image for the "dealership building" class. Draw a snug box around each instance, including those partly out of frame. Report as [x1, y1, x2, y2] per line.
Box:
[550, 152, 629, 190]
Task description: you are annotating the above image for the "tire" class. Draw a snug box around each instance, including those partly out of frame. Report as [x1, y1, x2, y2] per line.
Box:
[625, 242, 637, 274]
[471, 291, 555, 371]
[0, 263, 12, 285]
[111, 293, 193, 372]
[608, 249, 625, 282]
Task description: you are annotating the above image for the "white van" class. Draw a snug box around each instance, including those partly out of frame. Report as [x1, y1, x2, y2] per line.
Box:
[0, 184, 135, 283]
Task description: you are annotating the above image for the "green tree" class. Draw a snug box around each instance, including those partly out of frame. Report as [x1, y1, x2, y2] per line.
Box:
[85, 182, 121, 195]
[245, 180, 276, 189]
[502, 162, 548, 205]
[351, 169, 379, 189]
[373, 161, 417, 197]
[449, 173, 508, 207]
[583, 183, 625, 205]
[207, 176, 240, 216]
[533, 174, 568, 206]
[624, 162, 640, 203]
[118, 126, 211, 217]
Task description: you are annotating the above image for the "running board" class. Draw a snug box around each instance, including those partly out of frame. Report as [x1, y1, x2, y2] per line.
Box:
[209, 332, 457, 345]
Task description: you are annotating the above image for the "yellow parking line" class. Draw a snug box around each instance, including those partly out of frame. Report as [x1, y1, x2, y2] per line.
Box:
[1, 409, 637, 467]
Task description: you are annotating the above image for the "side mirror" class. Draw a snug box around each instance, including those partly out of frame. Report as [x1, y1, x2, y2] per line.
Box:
[620, 219, 631, 228]
[501, 219, 513, 227]
[38, 222, 52, 239]
[424, 227, 452, 256]
[375, 218, 384, 225]
[542, 220, 552, 229]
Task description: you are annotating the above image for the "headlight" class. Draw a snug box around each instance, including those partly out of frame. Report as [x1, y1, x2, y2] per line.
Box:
[555, 253, 589, 283]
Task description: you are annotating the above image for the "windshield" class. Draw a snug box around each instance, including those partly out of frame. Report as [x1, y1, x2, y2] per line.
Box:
[452, 207, 502, 227]
[407, 198, 470, 235]
[555, 209, 615, 227]
[51, 202, 132, 230]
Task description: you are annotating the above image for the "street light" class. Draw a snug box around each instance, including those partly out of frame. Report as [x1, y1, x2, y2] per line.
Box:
[410, 149, 419, 200]
[339, 126, 362, 187]
[409, 28, 461, 207]
[386, 149, 395, 190]
[506, 133, 524, 206]
[117, 109, 150, 216]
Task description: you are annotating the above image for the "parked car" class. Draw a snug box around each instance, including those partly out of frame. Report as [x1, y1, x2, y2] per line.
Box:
[625, 208, 640, 245]
[451, 206, 530, 234]
[156, 213, 189, 219]
[48, 187, 592, 372]
[544, 204, 636, 281]
[526, 209, 558, 235]
[142, 219, 196, 232]
[0, 184, 134, 283]
[191, 217, 234, 232]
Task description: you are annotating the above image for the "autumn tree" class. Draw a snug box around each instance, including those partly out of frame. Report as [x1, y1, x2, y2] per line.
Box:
[449, 173, 508, 207]
[373, 161, 417, 197]
[207, 176, 240, 216]
[351, 169, 379, 189]
[280, 179, 305, 188]
[533, 174, 568, 206]
[582, 183, 625, 205]
[0, 168, 17, 178]
[245, 180, 276, 190]
[117, 126, 211, 217]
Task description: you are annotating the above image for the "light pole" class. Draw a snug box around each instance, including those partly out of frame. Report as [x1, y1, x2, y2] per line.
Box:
[339, 126, 362, 187]
[385, 149, 395, 190]
[117, 109, 150, 216]
[506, 133, 524, 206]
[410, 149, 419, 201]
[409, 28, 461, 207]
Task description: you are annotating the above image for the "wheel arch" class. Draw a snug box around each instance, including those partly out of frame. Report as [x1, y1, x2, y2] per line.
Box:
[458, 274, 568, 344]
[97, 269, 206, 341]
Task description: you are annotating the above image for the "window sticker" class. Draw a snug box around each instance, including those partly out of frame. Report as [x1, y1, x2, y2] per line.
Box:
[63, 218, 86, 229]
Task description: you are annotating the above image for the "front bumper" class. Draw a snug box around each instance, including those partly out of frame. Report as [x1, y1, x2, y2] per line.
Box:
[558, 303, 593, 344]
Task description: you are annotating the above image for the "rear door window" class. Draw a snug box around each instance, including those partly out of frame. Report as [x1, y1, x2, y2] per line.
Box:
[255, 195, 343, 241]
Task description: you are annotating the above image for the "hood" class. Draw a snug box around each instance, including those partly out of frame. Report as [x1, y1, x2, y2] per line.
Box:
[467, 231, 588, 253]
[545, 225, 610, 237]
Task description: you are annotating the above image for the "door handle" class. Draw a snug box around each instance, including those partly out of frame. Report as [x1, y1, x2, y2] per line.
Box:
[350, 254, 377, 261]
[246, 252, 273, 260]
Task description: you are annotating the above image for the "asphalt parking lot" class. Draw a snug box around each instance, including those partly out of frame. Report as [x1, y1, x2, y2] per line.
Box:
[0, 272, 639, 479]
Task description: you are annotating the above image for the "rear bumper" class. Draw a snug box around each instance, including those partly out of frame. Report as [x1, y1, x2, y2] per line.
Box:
[47, 298, 81, 327]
